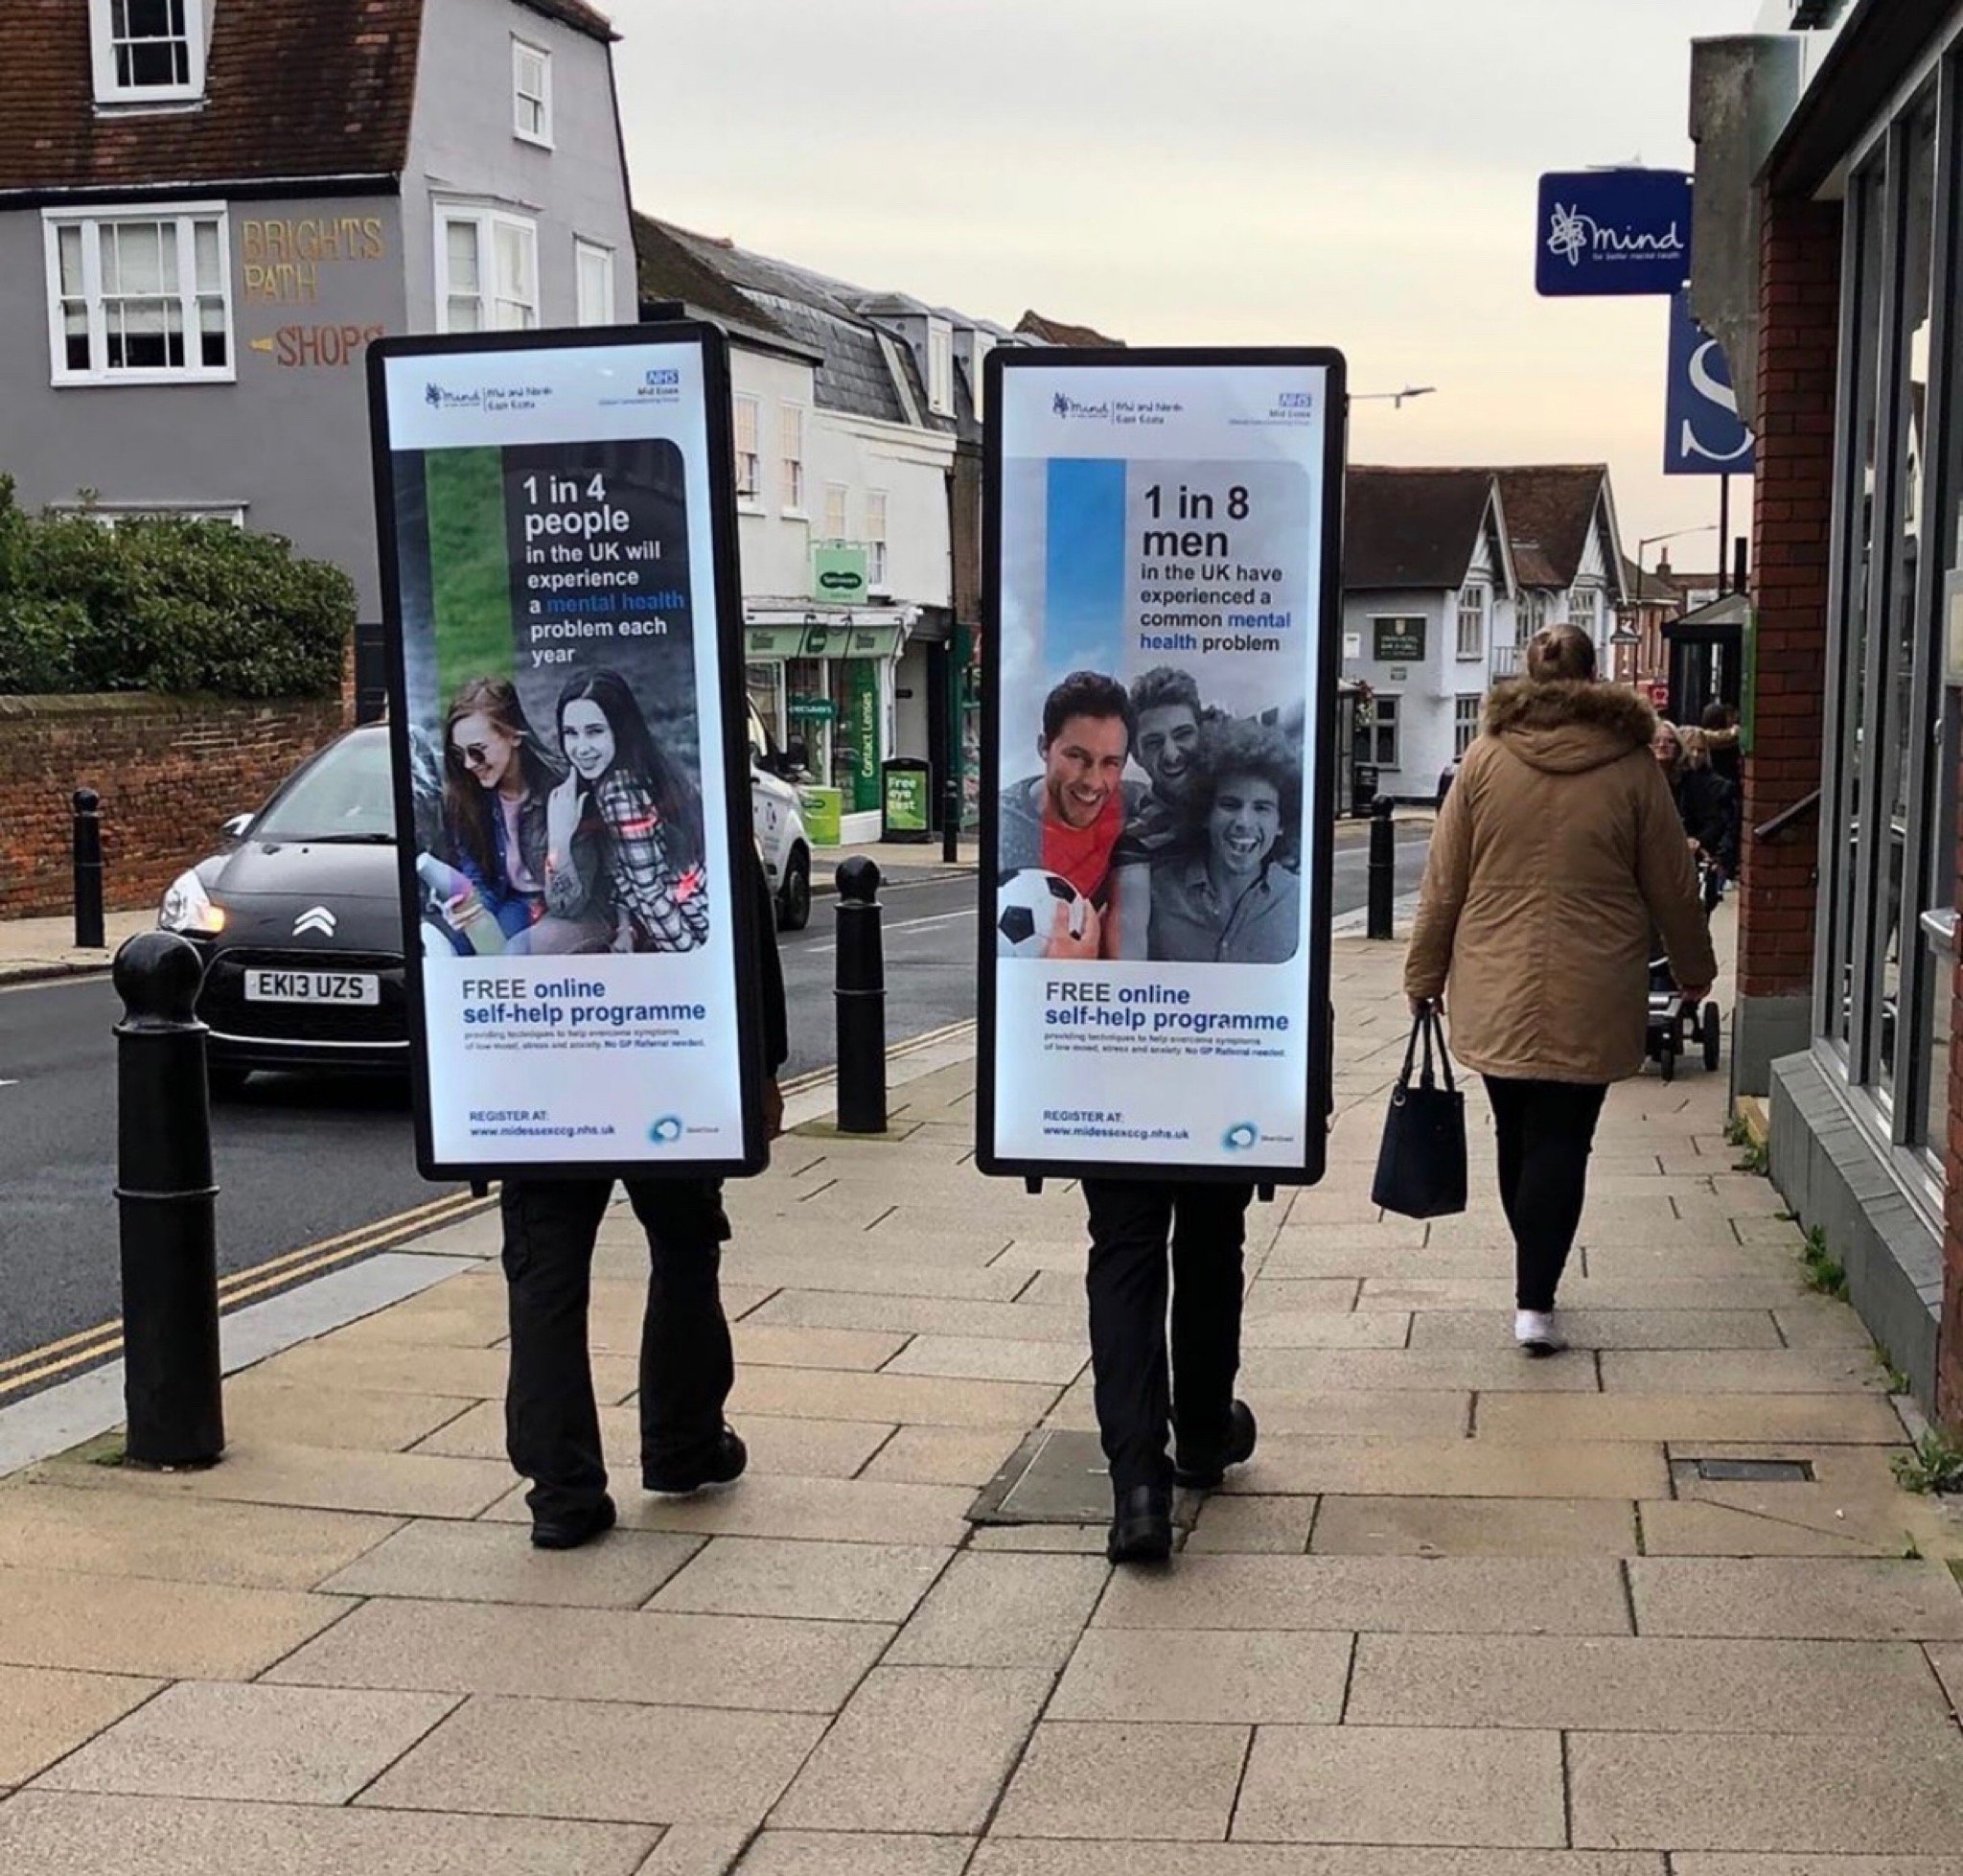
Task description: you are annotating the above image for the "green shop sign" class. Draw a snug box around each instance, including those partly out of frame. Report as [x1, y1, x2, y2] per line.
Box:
[812, 544, 869, 603]
[846, 660, 880, 812]
[1372, 617, 1425, 662]
[788, 695, 836, 722]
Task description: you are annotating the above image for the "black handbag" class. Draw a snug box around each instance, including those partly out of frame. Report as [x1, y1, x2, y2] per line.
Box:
[1371, 1005, 1467, 1219]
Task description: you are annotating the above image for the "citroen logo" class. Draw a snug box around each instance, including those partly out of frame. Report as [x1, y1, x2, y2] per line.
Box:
[293, 906, 336, 938]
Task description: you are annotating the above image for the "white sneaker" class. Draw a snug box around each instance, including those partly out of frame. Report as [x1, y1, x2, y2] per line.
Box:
[1514, 1309, 1565, 1355]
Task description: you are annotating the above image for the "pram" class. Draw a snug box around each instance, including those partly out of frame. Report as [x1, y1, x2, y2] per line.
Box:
[1644, 855, 1722, 1081]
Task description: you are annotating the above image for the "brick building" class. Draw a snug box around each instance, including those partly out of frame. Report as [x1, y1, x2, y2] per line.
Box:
[1689, 0, 1963, 1422]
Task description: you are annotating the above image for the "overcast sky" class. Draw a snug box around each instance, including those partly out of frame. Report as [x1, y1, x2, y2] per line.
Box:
[616, 0, 1764, 572]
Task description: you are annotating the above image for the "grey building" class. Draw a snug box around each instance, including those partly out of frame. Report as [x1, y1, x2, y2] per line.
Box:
[0, 0, 635, 713]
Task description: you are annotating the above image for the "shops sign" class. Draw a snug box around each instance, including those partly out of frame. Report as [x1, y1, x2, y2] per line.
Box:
[1536, 170, 1692, 297]
[812, 543, 868, 602]
[1664, 290, 1754, 475]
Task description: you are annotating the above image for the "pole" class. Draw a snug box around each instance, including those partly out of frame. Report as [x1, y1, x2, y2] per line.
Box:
[834, 857, 887, 1133]
[1367, 795, 1396, 941]
[1718, 476, 1730, 596]
[114, 930, 223, 1468]
[942, 626, 965, 865]
[72, 787, 104, 950]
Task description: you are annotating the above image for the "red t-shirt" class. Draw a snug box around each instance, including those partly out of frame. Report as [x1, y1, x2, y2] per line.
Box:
[1042, 791, 1123, 904]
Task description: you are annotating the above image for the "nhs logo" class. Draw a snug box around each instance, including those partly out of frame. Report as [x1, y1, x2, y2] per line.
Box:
[645, 368, 680, 388]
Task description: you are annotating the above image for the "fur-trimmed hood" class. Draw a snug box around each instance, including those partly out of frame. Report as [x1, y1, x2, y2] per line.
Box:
[1480, 678, 1658, 776]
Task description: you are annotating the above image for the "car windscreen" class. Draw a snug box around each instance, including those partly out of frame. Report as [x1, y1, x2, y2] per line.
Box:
[250, 734, 396, 843]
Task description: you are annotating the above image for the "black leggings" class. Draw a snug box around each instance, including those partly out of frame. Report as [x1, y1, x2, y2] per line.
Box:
[1483, 1077, 1608, 1311]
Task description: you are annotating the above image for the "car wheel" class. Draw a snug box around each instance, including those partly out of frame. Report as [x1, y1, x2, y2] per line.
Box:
[1702, 1003, 1722, 1073]
[777, 845, 812, 932]
[207, 1062, 251, 1100]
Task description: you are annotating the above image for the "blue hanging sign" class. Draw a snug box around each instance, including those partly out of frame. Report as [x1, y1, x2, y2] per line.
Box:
[1664, 290, 1755, 475]
[1536, 170, 1692, 297]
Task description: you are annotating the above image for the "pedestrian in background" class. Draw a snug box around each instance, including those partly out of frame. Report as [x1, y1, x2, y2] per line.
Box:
[1404, 625, 1715, 1354]
[498, 847, 787, 1549]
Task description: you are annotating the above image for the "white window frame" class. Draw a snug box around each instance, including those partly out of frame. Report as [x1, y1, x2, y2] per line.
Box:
[1569, 586, 1600, 637]
[573, 237, 614, 327]
[926, 319, 954, 417]
[42, 203, 234, 387]
[54, 500, 245, 528]
[512, 37, 553, 148]
[434, 205, 538, 334]
[1455, 582, 1488, 660]
[1371, 695, 1401, 770]
[1454, 693, 1482, 758]
[821, 481, 849, 541]
[89, 0, 206, 105]
[778, 404, 807, 516]
[865, 489, 889, 586]
[733, 395, 762, 506]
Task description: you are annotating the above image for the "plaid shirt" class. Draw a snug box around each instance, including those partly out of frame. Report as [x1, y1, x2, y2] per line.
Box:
[594, 770, 708, 953]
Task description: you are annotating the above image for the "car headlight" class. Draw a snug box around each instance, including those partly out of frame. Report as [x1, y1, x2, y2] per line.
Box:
[159, 869, 225, 935]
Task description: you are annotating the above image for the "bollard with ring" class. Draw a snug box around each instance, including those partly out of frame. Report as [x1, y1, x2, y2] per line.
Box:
[114, 930, 224, 1468]
[1366, 794, 1396, 941]
[72, 786, 105, 951]
[834, 856, 887, 1134]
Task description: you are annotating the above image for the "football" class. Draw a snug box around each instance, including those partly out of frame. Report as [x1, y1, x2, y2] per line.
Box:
[996, 869, 1090, 958]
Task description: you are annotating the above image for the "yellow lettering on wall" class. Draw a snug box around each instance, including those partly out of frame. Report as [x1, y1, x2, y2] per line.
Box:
[238, 216, 388, 298]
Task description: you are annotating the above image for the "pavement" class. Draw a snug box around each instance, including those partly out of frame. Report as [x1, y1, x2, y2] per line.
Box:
[0, 910, 153, 986]
[5, 908, 1960, 1873]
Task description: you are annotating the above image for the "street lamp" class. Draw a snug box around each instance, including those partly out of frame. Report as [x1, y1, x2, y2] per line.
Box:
[1351, 385, 1438, 409]
[1632, 523, 1718, 607]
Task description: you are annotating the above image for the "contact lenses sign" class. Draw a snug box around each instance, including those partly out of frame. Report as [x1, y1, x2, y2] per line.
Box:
[367, 324, 771, 1181]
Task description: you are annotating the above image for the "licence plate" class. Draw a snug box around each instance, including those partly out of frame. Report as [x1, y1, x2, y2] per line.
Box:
[244, 969, 380, 1006]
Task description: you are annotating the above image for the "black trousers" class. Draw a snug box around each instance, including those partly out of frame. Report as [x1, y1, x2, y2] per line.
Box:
[500, 1176, 731, 1521]
[1484, 1077, 1608, 1311]
[1082, 1178, 1253, 1494]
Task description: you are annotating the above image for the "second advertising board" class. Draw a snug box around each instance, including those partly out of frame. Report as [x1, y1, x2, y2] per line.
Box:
[978, 347, 1345, 1184]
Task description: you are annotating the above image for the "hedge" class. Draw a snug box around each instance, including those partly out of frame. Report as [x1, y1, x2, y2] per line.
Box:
[0, 476, 354, 699]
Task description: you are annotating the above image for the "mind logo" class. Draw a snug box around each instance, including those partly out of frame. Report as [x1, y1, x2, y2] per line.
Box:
[1222, 1122, 1260, 1152]
[649, 1115, 685, 1145]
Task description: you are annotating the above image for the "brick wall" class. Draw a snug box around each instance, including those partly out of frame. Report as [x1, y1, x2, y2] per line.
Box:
[1738, 192, 1841, 1001]
[0, 693, 349, 918]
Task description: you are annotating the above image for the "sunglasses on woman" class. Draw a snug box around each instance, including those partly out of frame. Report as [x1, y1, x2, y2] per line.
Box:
[451, 741, 492, 767]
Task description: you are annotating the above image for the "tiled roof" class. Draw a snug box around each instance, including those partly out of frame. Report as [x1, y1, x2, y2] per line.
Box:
[1344, 467, 1495, 591]
[1488, 466, 1609, 589]
[0, 0, 424, 196]
[517, 0, 617, 40]
[632, 214, 791, 340]
[1016, 309, 1124, 347]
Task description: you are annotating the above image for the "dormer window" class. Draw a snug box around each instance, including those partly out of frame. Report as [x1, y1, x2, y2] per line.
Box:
[91, 0, 206, 105]
[926, 318, 954, 418]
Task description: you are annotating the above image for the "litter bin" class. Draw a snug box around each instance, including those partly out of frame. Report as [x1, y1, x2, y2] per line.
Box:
[881, 759, 933, 844]
[799, 785, 843, 848]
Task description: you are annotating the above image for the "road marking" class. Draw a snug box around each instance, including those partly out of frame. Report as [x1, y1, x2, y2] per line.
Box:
[805, 908, 975, 956]
[0, 1079, 17, 1089]
[0, 1187, 495, 1401]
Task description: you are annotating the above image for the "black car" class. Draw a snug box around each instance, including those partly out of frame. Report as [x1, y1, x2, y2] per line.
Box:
[159, 725, 408, 1090]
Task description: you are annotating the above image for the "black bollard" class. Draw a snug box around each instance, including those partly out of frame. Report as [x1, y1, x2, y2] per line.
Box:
[834, 856, 887, 1133]
[114, 931, 223, 1468]
[72, 787, 104, 950]
[1367, 794, 1396, 940]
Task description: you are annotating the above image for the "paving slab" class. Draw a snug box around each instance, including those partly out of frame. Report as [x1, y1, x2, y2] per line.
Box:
[648, 1538, 949, 1623]
[730, 1324, 913, 1371]
[1601, 1350, 1886, 1393]
[750, 1289, 1084, 1343]
[215, 1376, 475, 1450]
[267, 1596, 890, 1708]
[1188, 1495, 1316, 1554]
[967, 1523, 1111, 1554]
[635, 1824, 751, 1875]
[734, 1833, 977, 1876]
[1928, 1640, 1963, 1713]
[770, 1665, 1051, 1834]
[1674, 1860, 1963, 1875]
[1345, 1632, 1952, 1733]
[1239, 1279, 1365, 1314]
[1310, 1495, 1639, 1557]
[1224, 1438, 1666, 1500]
[886, 1552, 1108, 1669]
[860, 1424, 1026, 1486]
[551, 1473, 973, 1547]
[1236, 1309, 1412, 1350]
[0, 1477, 397, 1591]
[1095, 1555, 1629, 1633]
[0, 1666, 160, 1786]
[358, 1695, 824, 1826]
[1568, 1729, 1963, 1853]
[969, 1849, 1667, 1876]
[1363, 1278, 1813, 1311]
[711, 1258, 1031, 1302]
[1237, 1348, 1599, 1392]
[991, 1721, 1250, 1841]
[882, 1335, 1088, 1385]
[0, 1566, 349, 1679]
[316, 1517, 704, 1607]
[1628, 1558, 1963, 1639]
[730, 1366, 1059, 1427]
[248, 1338, 624, 1402]
[1150, 1390, 1471, 1441]
[34, 1680, 460, 1802]
[0, 1789, 658, 1874]
[1233, 1724, 1566, 1846]
[1635, 1499, 1906, 1558]
[1050, 1628, 1351, 1724]
[1473, 1393, 1906, 1445]
[1770, 1300, 1878, 1348]
[1410, 1310, 1782, 1351]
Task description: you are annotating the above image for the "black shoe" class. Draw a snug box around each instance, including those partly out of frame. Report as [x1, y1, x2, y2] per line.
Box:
[1107, 1485, 1173, 1563]
[530, 1493, 616, 1551]
[1173, 1400, 1259, 1491]
[642, 1424, 748, 1495]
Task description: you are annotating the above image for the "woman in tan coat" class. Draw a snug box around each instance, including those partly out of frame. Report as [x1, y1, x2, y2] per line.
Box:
[1404, 626, 1716, 1353]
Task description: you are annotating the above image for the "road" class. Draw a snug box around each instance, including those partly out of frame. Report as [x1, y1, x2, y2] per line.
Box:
[0, 828, 1428, 1392]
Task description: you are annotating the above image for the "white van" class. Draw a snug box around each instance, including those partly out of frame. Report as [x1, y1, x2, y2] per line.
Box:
[747, 700, 813, 930]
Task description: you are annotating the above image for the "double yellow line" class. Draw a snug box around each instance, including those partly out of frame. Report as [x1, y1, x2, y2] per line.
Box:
[0, 1187, 494, 1401]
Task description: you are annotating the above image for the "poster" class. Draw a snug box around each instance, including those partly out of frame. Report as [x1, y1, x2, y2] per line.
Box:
[368, 325, 765, 1180]
[978, 348, 1344, 1182]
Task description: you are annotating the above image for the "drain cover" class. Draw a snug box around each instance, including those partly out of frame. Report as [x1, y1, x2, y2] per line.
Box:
[1674, 1457, 1814, 1484]
[968, 1429, 1112, 1525]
